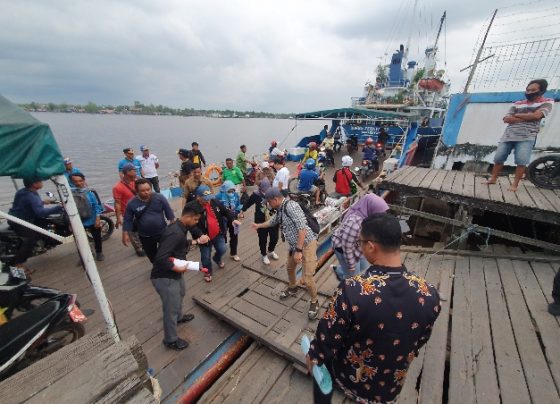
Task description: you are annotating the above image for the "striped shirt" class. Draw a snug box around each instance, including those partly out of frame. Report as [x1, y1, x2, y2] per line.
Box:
[268, 199, 317, 250]
[500, 96, 553, 142]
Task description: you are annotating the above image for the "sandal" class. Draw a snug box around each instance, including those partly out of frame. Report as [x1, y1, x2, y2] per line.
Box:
[204, 275, 212, 282]
[217, 262, 225, 269]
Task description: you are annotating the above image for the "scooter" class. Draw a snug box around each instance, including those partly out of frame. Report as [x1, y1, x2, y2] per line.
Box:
[318, 147, 335, 168]
[288, 178, 328, 210]
[356, 159, 378, 182]
[527, 153, 560, 189]
[0, 267, 88, 378]
[346, 135, 359, 154]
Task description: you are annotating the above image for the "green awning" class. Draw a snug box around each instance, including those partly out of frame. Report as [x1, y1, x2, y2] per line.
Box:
[0, 95, 65, 180]
[295, 107, 415, 120]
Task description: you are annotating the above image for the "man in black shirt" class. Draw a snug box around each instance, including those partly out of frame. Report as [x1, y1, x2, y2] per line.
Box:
[151, 201, 209, 350]
[308, 213, 440, 403]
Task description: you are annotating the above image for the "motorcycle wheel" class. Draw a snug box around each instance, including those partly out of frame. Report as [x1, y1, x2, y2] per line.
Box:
[527, 155, 560, 189]
[37, 323, 85, 357]
[287, 177, 300, 193]
[87, 215, 115, 242]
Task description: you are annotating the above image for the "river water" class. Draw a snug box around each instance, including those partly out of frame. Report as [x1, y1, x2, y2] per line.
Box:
[0, 113, 323, 206]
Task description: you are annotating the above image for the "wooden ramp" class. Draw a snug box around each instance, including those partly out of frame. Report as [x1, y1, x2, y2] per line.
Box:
[382, 166, 560, 225]
[194, 247, 560, 403]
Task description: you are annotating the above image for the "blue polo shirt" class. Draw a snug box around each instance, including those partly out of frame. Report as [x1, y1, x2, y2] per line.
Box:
[118, 158, 142, 177]
[298, 169, 319, 192]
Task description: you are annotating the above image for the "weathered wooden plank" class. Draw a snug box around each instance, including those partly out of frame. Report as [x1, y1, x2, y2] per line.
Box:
[461, 171, 475, 198]
[405, 167, 432, 188]
[515, 182, 538, 209]
[417, 168, 439, 189]
[229, 297, 278, 327]
[483, 258, 530, 404]
[474, 174, 491, 200]
[496, 258, 560, 403]
[243, 289, 290, 316]
[26, 341, 140, 404]
[124, 387, 158, 404]
[535, 186, 560, 212]
[513, 260, 560, 391]
[430, 169, 449, 192]
[498, 176, 520, 206]
[0, 331, 114, 404]
[448, 256, 475, 403]
[467, 256, 500, 403]
[418, 255, 455, 404]
[524, 183, 556, 212]
[96, 375, 145, 404]
[440, 170, 457, 194]
[450, 170, 465, 196]
[486, 177, 504, 203]
[384, 165, 413, 183]
[400, 167, 425, 187]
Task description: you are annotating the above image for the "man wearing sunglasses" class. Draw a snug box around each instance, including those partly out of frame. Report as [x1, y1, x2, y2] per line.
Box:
[307, 213, 441, 403]
[118, 147, 143, 179]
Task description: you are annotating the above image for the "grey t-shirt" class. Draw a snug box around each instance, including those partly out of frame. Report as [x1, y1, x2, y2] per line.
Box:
[500, 97, 553, 142]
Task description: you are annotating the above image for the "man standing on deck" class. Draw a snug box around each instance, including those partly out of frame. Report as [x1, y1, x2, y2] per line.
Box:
[307, 213, 441, 403]
[151, 201, 209, 350]
[118, 148, 143, 179]
[112, 163, 145, 257]
[236, 145, 252, 176]
[222, 158, 246, 193]
[183, 164, 213, 203]
[319, 124, 329, 141]
[136, 145, 160, 192]
[252, 188, 320, 320]
[123, 178, 175, 263]
[63, 157, 82, 186]
[272, 158, 290, 197]
[188, 142, 206, 167]
[484, 79, 553, 192]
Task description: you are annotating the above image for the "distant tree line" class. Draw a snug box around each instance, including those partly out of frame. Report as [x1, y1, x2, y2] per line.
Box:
[19, 100, 294, 119]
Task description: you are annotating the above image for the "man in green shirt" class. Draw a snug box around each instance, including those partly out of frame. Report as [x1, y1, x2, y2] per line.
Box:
[223, 158, 246, 192]
[236, 145, 251, 175]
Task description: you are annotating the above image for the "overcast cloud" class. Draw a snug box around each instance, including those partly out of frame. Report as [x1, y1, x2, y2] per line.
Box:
[0, 0, 556, 112]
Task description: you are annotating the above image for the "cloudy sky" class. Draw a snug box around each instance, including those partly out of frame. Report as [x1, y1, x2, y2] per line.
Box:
[0, 0, 557, 112]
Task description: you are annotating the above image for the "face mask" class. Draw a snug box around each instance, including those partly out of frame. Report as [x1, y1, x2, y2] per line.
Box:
[525, 90, 543, 101]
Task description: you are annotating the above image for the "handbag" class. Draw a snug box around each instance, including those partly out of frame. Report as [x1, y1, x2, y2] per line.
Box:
[132, 196, 153, 232]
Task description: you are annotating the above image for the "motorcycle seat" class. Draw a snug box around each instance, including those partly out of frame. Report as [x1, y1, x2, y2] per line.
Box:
[0, 300, 61, 371]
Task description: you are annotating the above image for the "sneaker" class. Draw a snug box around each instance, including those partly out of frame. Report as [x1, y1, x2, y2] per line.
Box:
[163, 338, 189, 350]
[268, 251, 280, 260]
[549, 302, 560, 316]
[279, 287, 297, 300]
[231, 255, 240, 262]
[96, 252, 105, 262]
[178, 313, 195, 323]
[262, 255, 271, 265]
[308, 300, 319, 320]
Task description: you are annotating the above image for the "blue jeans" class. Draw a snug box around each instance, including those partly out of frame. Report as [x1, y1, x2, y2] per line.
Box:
[494, 140, 535, 166]
[200, 235, 227, 275]
[334, 249, 370, 279]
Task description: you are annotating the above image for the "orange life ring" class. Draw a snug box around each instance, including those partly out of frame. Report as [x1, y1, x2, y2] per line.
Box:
[204, 164, 223, 187]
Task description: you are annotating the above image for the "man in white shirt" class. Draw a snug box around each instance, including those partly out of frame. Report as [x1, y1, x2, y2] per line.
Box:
[272, 158, 290, 197]
[137, 145, 161, 192]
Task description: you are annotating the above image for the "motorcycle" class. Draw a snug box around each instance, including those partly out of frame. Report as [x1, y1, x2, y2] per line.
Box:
[0, 267, 88, 378]
[288, 178, 327, 210]
[346, 135, 359, 154]
[527, 153, 560, 189]
[244, 161, 259, 187]
[356, 159, 378, 182]
[318, 146, 335, 168]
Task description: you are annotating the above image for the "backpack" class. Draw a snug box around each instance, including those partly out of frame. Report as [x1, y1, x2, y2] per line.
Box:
[283, 200, 320, 237]
[72, 190, 93, 220]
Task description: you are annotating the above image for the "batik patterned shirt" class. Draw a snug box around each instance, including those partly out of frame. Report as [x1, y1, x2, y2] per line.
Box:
[308, 265, 441, 403]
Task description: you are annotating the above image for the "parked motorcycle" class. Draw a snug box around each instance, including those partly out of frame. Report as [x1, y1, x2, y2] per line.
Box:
[0, 267, 87, 378]
[318, 147, 335, 168]
[527, 153, 560, 189]
[287, 178, 327, 209]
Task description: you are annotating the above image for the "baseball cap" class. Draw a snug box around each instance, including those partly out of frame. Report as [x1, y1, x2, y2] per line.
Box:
[121, 163, 136, 173]
[140, 145, 149, 151]
[177, 148, 189, 158]
[63, 157, 73, 165]
[195, 185, 214, 200]
[264, 188, 282, 200]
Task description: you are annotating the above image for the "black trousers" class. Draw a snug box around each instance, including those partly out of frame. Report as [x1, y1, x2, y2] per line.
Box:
[226, 222, 239, 256]
[139, 234, 162, 263]
[146, 176, 160, 193]
[11, 223, 39, 265]
[312, 361, 334, 404]
[257, 226, 279, 256]
[86, 225, 102, 253]
[553, 270, 560, 304]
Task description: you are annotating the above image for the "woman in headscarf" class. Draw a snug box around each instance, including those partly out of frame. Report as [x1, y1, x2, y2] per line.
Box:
[331, 193, 389, 280]
[215, 180, 243, 261]
[241, 177, 280, 265]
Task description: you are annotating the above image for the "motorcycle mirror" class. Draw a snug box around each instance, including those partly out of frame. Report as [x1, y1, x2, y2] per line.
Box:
[46, 191, 54, 198]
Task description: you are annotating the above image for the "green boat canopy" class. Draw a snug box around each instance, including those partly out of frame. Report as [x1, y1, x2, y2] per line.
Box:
[295, 107, 415, 120]
[0, 94, 65, 181]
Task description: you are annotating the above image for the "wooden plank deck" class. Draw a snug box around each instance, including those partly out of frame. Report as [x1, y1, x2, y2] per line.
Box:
[195, 249, 560, 403]
[381, 167, 560, 225]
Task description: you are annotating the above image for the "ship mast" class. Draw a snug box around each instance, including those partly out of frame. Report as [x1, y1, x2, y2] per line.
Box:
[432, 11, 446, 58]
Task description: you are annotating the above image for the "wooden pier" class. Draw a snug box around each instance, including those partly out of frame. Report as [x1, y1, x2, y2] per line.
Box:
[2, 162, 560, 403]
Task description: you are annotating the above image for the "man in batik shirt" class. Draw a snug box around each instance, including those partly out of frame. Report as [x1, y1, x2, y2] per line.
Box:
[307, 213, 441, 403]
